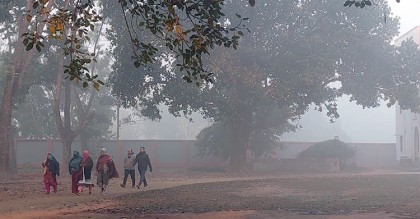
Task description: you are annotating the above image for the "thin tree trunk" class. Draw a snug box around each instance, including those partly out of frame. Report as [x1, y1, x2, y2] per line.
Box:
[0, 74, 17, 174]
[62, 79, 73, 166]
[9, 130, 17, 173]
[80, 132, 88, 152]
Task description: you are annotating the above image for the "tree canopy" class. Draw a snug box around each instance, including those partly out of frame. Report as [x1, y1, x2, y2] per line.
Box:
[109, 0, 420, 169]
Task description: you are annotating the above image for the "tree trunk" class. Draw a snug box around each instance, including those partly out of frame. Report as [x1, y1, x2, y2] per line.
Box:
[80, 132, 88, 152]
[62, 137, 72, 169]
[0, 0, 54, 175]
[9, 132, 17, 173]
[229, 120, 250, 171]
[0, 75, 15, 174]
[53, 50, 93, 168]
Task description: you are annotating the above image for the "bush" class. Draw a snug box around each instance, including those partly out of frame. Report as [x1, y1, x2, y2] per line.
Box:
[298, 139, 356, 169]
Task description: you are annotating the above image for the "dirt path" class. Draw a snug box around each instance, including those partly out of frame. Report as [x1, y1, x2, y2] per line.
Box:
[0, 172, 288, 219]
[0, 170, 417, 219]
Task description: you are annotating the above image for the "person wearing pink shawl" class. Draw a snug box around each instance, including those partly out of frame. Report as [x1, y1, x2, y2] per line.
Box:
[78, 150, 94, 194]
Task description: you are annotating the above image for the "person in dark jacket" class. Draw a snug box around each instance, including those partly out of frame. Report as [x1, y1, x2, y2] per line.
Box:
[42, 152, 60, 194]
[133, 146, 152, 189]
[120, 149, 136, 188]
[69, 151, 82, 195]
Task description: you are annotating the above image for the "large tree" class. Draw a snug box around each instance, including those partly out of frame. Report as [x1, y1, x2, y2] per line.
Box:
[112, 0, 420, 170]
[0, 0, 408, 173]
[0, 0, 55, 174]
[0, 0, 247, 173]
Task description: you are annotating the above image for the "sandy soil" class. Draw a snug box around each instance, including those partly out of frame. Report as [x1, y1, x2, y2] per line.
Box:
[0, 170, 418, 219]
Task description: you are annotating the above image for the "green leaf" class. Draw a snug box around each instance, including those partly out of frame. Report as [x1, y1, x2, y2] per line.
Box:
[36, 44, 41, 52]
[182, 75, 192, 83]
[22, 38, 29, 46]
[238, 31, 244, 36]
[26, 42, 34, 51]
[83, 82, 88, 88]
[33, 1, 39, 9]
[343, 0, 351, 6]
[248, 0, 255, 7]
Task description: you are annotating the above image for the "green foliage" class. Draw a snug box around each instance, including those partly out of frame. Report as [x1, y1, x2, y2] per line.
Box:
[195, 122, 232, 159]
[21, 0, 247, 87]
[343, 0, 400, 8]
[110, 0, 420, 167]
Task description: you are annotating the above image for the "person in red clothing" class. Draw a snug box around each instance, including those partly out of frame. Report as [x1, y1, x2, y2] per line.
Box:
[96, 148, 118, 194]
[42, 153, 60, 194]
[69, 151, 82, 195]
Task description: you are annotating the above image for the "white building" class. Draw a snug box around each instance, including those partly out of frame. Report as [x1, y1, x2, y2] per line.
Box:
[395, 26, 420, 162]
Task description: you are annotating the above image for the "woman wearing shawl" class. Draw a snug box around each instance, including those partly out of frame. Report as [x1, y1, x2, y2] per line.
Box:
[96, 148, 119, 194]
[78, 150, 94, 194]
[69, 151, 82, 195]
[42, 153, 60, 194]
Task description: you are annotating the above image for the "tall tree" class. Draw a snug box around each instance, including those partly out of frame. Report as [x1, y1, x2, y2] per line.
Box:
[0, 0, 55, 174]
[111, 0, 420, 170]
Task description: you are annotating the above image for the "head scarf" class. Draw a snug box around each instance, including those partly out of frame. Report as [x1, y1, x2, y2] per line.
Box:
[82, 150, 89, 160]
[100, 148, 107, 155]
[47, 152, 53, 160]
[46, 152, 60, 176]
[72, 151, 81, 158]
[69, 151, 82, 174]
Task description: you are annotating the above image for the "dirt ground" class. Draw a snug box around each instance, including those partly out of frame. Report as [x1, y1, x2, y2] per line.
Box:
[1, 170, 420, 219]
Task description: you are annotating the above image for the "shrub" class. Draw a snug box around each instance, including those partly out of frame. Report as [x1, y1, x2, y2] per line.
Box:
[298, 139, 356, 169]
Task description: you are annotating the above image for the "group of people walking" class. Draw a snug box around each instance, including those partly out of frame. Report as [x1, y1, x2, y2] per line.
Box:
[41, 147, 152, 195]
[120, 147, 153, 189]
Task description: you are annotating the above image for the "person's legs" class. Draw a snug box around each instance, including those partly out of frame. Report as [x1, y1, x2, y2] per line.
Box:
[88, 185, 93, 194]
[97, 171, 104, 192]
[142, 169, 148, 187]
[139, 169, 147, 187]
[136, 169, 142, 189]
[51, 176, 58, 193]
[129, 169, 135, 188]
[72, 171, 79, 193]
[102, 171, 109, 194]
[121, 169, 129, 187]
[44, 182, 50, 194]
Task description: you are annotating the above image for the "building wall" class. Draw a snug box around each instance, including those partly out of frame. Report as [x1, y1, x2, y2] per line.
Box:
[395, 26, 420, 161]
[15, 139, 397, 171]
[15, 139, 227, 171]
